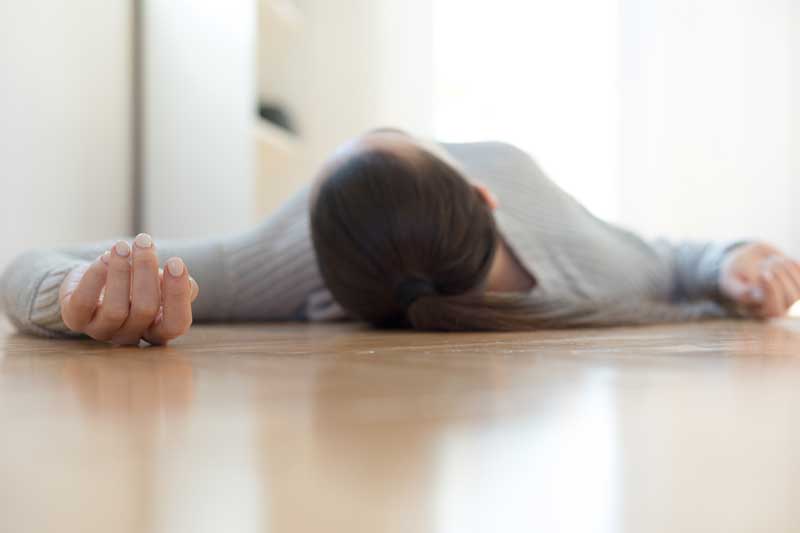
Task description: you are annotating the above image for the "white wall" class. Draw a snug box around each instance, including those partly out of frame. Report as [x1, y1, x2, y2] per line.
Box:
[142, 0, 433, 230]
[0, 1, 132, 271]
[433, 0, 621, 221]
[288, 0, 434, 182]
[143, 0, 255, 238]
[794, 1, 800, 224]
[142, 0, 799, 250]
[620, 0, 798, 255]
[432, 1, 799, 256]
[367, 1, 434, 136]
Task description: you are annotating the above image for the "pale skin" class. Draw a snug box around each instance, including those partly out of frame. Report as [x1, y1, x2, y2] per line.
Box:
[59, 232, 199, 346]
[60, 131, 800, 345]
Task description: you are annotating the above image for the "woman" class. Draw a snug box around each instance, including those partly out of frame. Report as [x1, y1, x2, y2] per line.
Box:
[2, 129, 798, 345]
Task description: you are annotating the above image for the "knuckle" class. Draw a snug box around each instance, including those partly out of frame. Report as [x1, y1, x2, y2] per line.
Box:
[85, 329, 113, 342]
[61, 314, 81, 332]
[108, 257, 131, 273]
[130, 303, 160, 321]
[69, 297, 96, 317]
[159, 326, 182, 339]
[133, 253, 159, 269]
[102, 306, 129, 324]
[166, 283, 192, 299]
[162, 319, 191, 338]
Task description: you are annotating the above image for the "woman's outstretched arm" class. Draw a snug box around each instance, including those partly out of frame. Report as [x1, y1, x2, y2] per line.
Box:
[0, 182, 339, 342]
[649, 238, 749, 302]
[650, 238, 800, 318]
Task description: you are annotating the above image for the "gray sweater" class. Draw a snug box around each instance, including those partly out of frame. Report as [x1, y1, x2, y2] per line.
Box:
[0, 141, 745, 338]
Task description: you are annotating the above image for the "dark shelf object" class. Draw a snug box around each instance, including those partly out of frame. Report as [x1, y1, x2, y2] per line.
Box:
[257, 102, 297, 134]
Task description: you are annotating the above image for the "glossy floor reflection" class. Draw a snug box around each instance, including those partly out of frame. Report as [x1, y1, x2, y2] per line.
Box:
[3, 316, 800, 533]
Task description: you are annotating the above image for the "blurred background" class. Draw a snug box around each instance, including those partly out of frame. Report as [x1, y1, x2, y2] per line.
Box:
[1, 0, 798, 273]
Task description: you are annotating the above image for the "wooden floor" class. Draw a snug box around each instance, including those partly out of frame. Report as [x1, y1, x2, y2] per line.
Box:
[3, 316, 800, 533]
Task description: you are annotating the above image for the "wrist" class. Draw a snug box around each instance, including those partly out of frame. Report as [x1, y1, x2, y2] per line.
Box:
[712, 240, 752, 302]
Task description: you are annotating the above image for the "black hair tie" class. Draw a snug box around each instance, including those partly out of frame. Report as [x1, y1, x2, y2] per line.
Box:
[395, 278, 437, 309]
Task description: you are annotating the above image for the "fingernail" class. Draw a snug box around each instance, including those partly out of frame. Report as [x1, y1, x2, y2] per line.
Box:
[749, 287, 765, 302]
[114, 240, 131, 257]
[100, 250, 111, 264]
[166, 257, 184, 277]
[134, 232, 153, 248]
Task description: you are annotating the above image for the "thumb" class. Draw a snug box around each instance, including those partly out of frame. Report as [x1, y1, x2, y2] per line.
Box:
[722, 275, 765, 305]
[59, 262, 93, 305]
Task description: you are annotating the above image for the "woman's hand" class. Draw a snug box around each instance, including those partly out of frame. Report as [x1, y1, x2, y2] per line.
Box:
[58, 233, 200, 345]
[719, 242, 800, 319]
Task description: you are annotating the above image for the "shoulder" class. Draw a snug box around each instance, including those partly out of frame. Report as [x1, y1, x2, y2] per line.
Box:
[435, 140, 551, 194]
[437, 140, 535, 165]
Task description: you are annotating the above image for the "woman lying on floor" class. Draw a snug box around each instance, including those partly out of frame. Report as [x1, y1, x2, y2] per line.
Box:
[2, 128, 799, 345]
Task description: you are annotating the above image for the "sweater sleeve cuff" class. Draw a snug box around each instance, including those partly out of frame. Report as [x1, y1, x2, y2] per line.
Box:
[28, 266, 87, 337]
[700, 239, 752, 302]
[1, 250, 89, 339]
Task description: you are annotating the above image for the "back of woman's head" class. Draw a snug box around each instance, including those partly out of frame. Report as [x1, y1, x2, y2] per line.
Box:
[310, 136, 736, 332]
[310, 144, 499, 329]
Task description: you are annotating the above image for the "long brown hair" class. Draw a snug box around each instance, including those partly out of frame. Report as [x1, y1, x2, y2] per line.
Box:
[310, 140, 737, 331]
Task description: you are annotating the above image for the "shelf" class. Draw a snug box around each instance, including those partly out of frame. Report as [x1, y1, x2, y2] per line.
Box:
[253, 119, 300, 154]
[259, 0, 304, 34]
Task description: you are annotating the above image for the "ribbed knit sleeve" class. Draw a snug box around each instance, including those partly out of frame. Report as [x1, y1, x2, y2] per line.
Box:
[649, 238, 751, 303]
[217, 182, 341, 321]
[1, 139, 758, 339]
[0, 182, 346, 339]
[0, 250, 89, 338]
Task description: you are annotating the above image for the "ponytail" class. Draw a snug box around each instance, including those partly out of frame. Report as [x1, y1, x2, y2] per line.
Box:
[406, 291, 740, 332]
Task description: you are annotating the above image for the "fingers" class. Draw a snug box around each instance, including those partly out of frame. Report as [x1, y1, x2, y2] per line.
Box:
[757, 267, 783, 318]
[84, 242, 132, 341]
[721, 274, 762, 305]
[144, 257, 193, 345]
[189, 276, 200, 302]
[783, 257, 800, 291]
[60, 258, 108, 332]
[773, 258, 800, 310]
[59, 233, 197, 346]
[755, 257, 800, 318]
[159, 267, 199, 302]
[110, 233, 161, 345]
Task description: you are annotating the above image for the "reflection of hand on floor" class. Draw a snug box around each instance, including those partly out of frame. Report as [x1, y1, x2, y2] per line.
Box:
[61, 352, 195, 420]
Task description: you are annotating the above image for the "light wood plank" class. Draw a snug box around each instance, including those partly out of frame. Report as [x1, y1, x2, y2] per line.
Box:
[3, 316, 800, 532]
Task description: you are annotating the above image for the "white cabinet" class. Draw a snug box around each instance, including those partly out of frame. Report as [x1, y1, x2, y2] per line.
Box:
[0, 1, 132, 271]
[142, 0, 256, 238]
[142, 0, 435, 235]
